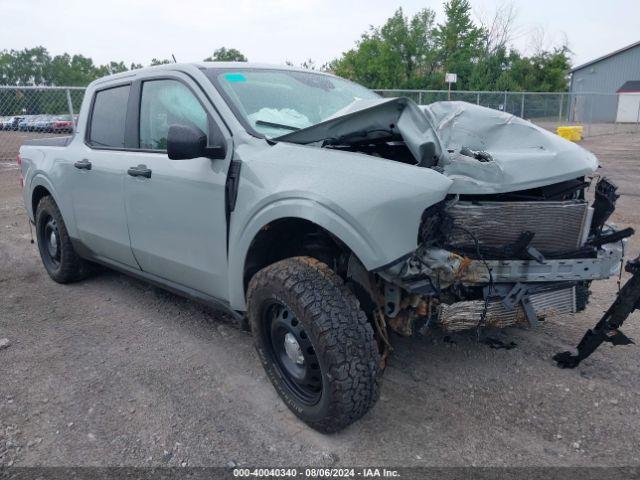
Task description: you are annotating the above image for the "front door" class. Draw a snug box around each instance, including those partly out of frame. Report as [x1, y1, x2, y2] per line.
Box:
[123, 77, 231, 299]
[71, 83, 139, 268]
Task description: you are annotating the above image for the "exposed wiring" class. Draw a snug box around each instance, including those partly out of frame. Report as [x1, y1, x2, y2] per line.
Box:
[450, 225, 495, 339]
[411, 252, 442, 296]
[373, 308, 393, 368]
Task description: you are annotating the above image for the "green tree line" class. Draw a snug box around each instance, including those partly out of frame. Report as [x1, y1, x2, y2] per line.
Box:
[1, 1, 571, 92]
[330, 0, 571, 92]
[0, 47, 247, 86]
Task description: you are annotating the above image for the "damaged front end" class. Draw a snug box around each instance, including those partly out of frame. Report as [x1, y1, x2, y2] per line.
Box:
[376, 177, 632, 336]
[277, 95, 632, 345]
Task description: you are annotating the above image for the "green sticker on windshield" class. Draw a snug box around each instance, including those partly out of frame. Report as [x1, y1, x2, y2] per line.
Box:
[224, 73, 246, 83]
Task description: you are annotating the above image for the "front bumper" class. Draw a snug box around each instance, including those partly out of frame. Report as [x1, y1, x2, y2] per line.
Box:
[382, 242, 624, 332]
[397, 242, 623, 293]
[378, 178, 630, 333]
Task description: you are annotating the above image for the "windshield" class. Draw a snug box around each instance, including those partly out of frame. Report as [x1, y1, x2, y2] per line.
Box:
[207, 68, 379, 138]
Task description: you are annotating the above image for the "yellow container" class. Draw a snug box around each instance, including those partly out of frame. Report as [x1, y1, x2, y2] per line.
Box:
[556, 125, 583, 142]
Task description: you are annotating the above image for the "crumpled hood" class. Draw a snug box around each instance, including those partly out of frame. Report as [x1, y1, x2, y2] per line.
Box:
[276, 97, 598, 194]
[276, 97, 445, 167]
[426, 101, 598, 194]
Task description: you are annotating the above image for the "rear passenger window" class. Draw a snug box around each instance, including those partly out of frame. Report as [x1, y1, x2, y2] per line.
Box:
[88, 85, 130, 148]
[139, 80, 208, 150]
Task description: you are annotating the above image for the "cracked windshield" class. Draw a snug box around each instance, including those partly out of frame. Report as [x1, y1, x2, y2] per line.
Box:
[212, 69, 379, 138]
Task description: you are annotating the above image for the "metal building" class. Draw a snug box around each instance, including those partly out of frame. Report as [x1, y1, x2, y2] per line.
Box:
[569, 40, 640, 123]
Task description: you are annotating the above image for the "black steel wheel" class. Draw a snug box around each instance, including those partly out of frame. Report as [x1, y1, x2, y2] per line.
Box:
[41, 214, 61, 270]
[247, 256, 380, 433]
[35, 195, 88, 283]
[263, 300, 323, 405]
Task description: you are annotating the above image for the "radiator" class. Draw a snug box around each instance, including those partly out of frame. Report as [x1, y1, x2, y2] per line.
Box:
[438, 287, 576, 332]
[446, 200, 590, 252]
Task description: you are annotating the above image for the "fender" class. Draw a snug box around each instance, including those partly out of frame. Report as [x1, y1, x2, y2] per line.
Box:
[226, 143, 454, 311]
[29, 172, 81, 238]
[227, 198, 382, 310]
[24, 146, 79, 238]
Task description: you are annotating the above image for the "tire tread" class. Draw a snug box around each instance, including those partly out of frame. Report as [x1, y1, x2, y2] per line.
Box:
[247, 256, 380, 433]
[36, 195, 87, 283]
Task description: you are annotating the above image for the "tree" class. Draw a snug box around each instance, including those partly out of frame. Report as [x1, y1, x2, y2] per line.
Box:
[509, 45, 572, 92]
[476, 1, 518, 55]
[329, 1, 571, 92]
[0, 47, 51, 85]
[433, 0, 485, 89]
[204, 47, 247, 62]
[49, 54, 98, 85]
[330, 8, 439, 89]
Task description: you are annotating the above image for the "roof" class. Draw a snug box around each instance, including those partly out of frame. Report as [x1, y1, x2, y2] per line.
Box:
[617, 80, 640, 93]
[194, 61, 323, 74]
[92, 62, 334, 86]
[570, 40, 640, 73]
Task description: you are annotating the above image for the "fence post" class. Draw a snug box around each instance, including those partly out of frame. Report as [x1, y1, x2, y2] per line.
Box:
[476, 92, 480, 105]
[586, 95, 594, 137]
[503, 91, 507, 111]
[418, 91, 423, 105]
[613, 94, 618, 135]
[65, 89, 76, 128]
[558, 93, 564, 122]
[520, 93, 525, 118]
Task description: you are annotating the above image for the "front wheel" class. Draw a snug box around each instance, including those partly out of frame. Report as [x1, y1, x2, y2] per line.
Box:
[247, 256, 380, 433]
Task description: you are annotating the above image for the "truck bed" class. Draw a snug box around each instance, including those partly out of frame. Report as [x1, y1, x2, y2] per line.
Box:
[23, 136, 74, 148]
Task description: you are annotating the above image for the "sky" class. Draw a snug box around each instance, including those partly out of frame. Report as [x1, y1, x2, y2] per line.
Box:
[1, 0, 639, 70]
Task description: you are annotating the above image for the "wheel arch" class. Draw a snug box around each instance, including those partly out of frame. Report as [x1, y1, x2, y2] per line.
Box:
[29, 174, 60, 216]
[228, 200, 383, 311]
[29, 174, 78, 238]
[242, 217, 355, 293]
[31, 184, 52, 219]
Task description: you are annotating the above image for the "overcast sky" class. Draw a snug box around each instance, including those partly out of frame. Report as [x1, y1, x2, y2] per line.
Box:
[2, 0, 638, 70]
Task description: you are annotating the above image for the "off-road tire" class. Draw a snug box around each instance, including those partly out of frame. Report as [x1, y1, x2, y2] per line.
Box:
[247, 256, 380, 433]
[35, 195, 88, 283]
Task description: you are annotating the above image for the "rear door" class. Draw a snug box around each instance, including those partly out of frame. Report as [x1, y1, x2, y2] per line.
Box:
[123, 74, 232, 299]
[70, 83, 140, 268]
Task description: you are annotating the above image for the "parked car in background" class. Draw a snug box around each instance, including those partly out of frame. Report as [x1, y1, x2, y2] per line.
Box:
[0, 116, 24, 131]
[18, 116, 37, 131]
[50, 115, 74, 134]
[17, 117, 30, 131]
[21, 115, 47, 132]
[33, 115, 56, 132]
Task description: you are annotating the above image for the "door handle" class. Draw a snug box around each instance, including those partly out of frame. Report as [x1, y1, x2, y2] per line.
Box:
[74, 159, 92, 170]
[127, 164, 152, 178]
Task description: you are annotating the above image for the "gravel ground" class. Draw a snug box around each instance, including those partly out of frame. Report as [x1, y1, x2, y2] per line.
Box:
[1, 132, 640, 467]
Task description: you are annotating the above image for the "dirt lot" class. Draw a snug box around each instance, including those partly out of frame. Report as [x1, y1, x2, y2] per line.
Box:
[1, 131, 640, 467]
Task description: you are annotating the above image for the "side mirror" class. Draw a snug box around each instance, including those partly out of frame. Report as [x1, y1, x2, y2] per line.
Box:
[167, 124, 226, 160]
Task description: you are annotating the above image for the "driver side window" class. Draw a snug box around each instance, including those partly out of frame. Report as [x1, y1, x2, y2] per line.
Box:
[139, 79, 208, 150]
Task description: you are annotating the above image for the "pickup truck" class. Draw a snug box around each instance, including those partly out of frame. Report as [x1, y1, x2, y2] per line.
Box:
[18, 63, 629, 432]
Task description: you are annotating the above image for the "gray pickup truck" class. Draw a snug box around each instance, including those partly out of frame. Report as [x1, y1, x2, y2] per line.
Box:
[18, 63, 628, 432]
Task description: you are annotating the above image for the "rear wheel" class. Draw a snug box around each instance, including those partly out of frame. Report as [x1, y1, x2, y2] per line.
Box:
[35, 195, 88, 283]
[247, 256, 380, 433]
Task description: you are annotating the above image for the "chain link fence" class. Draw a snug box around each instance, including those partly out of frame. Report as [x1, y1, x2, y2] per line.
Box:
[1, 85, 639, 161]
[375, 89, 640, 138]
[0, 86, 85, 161]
